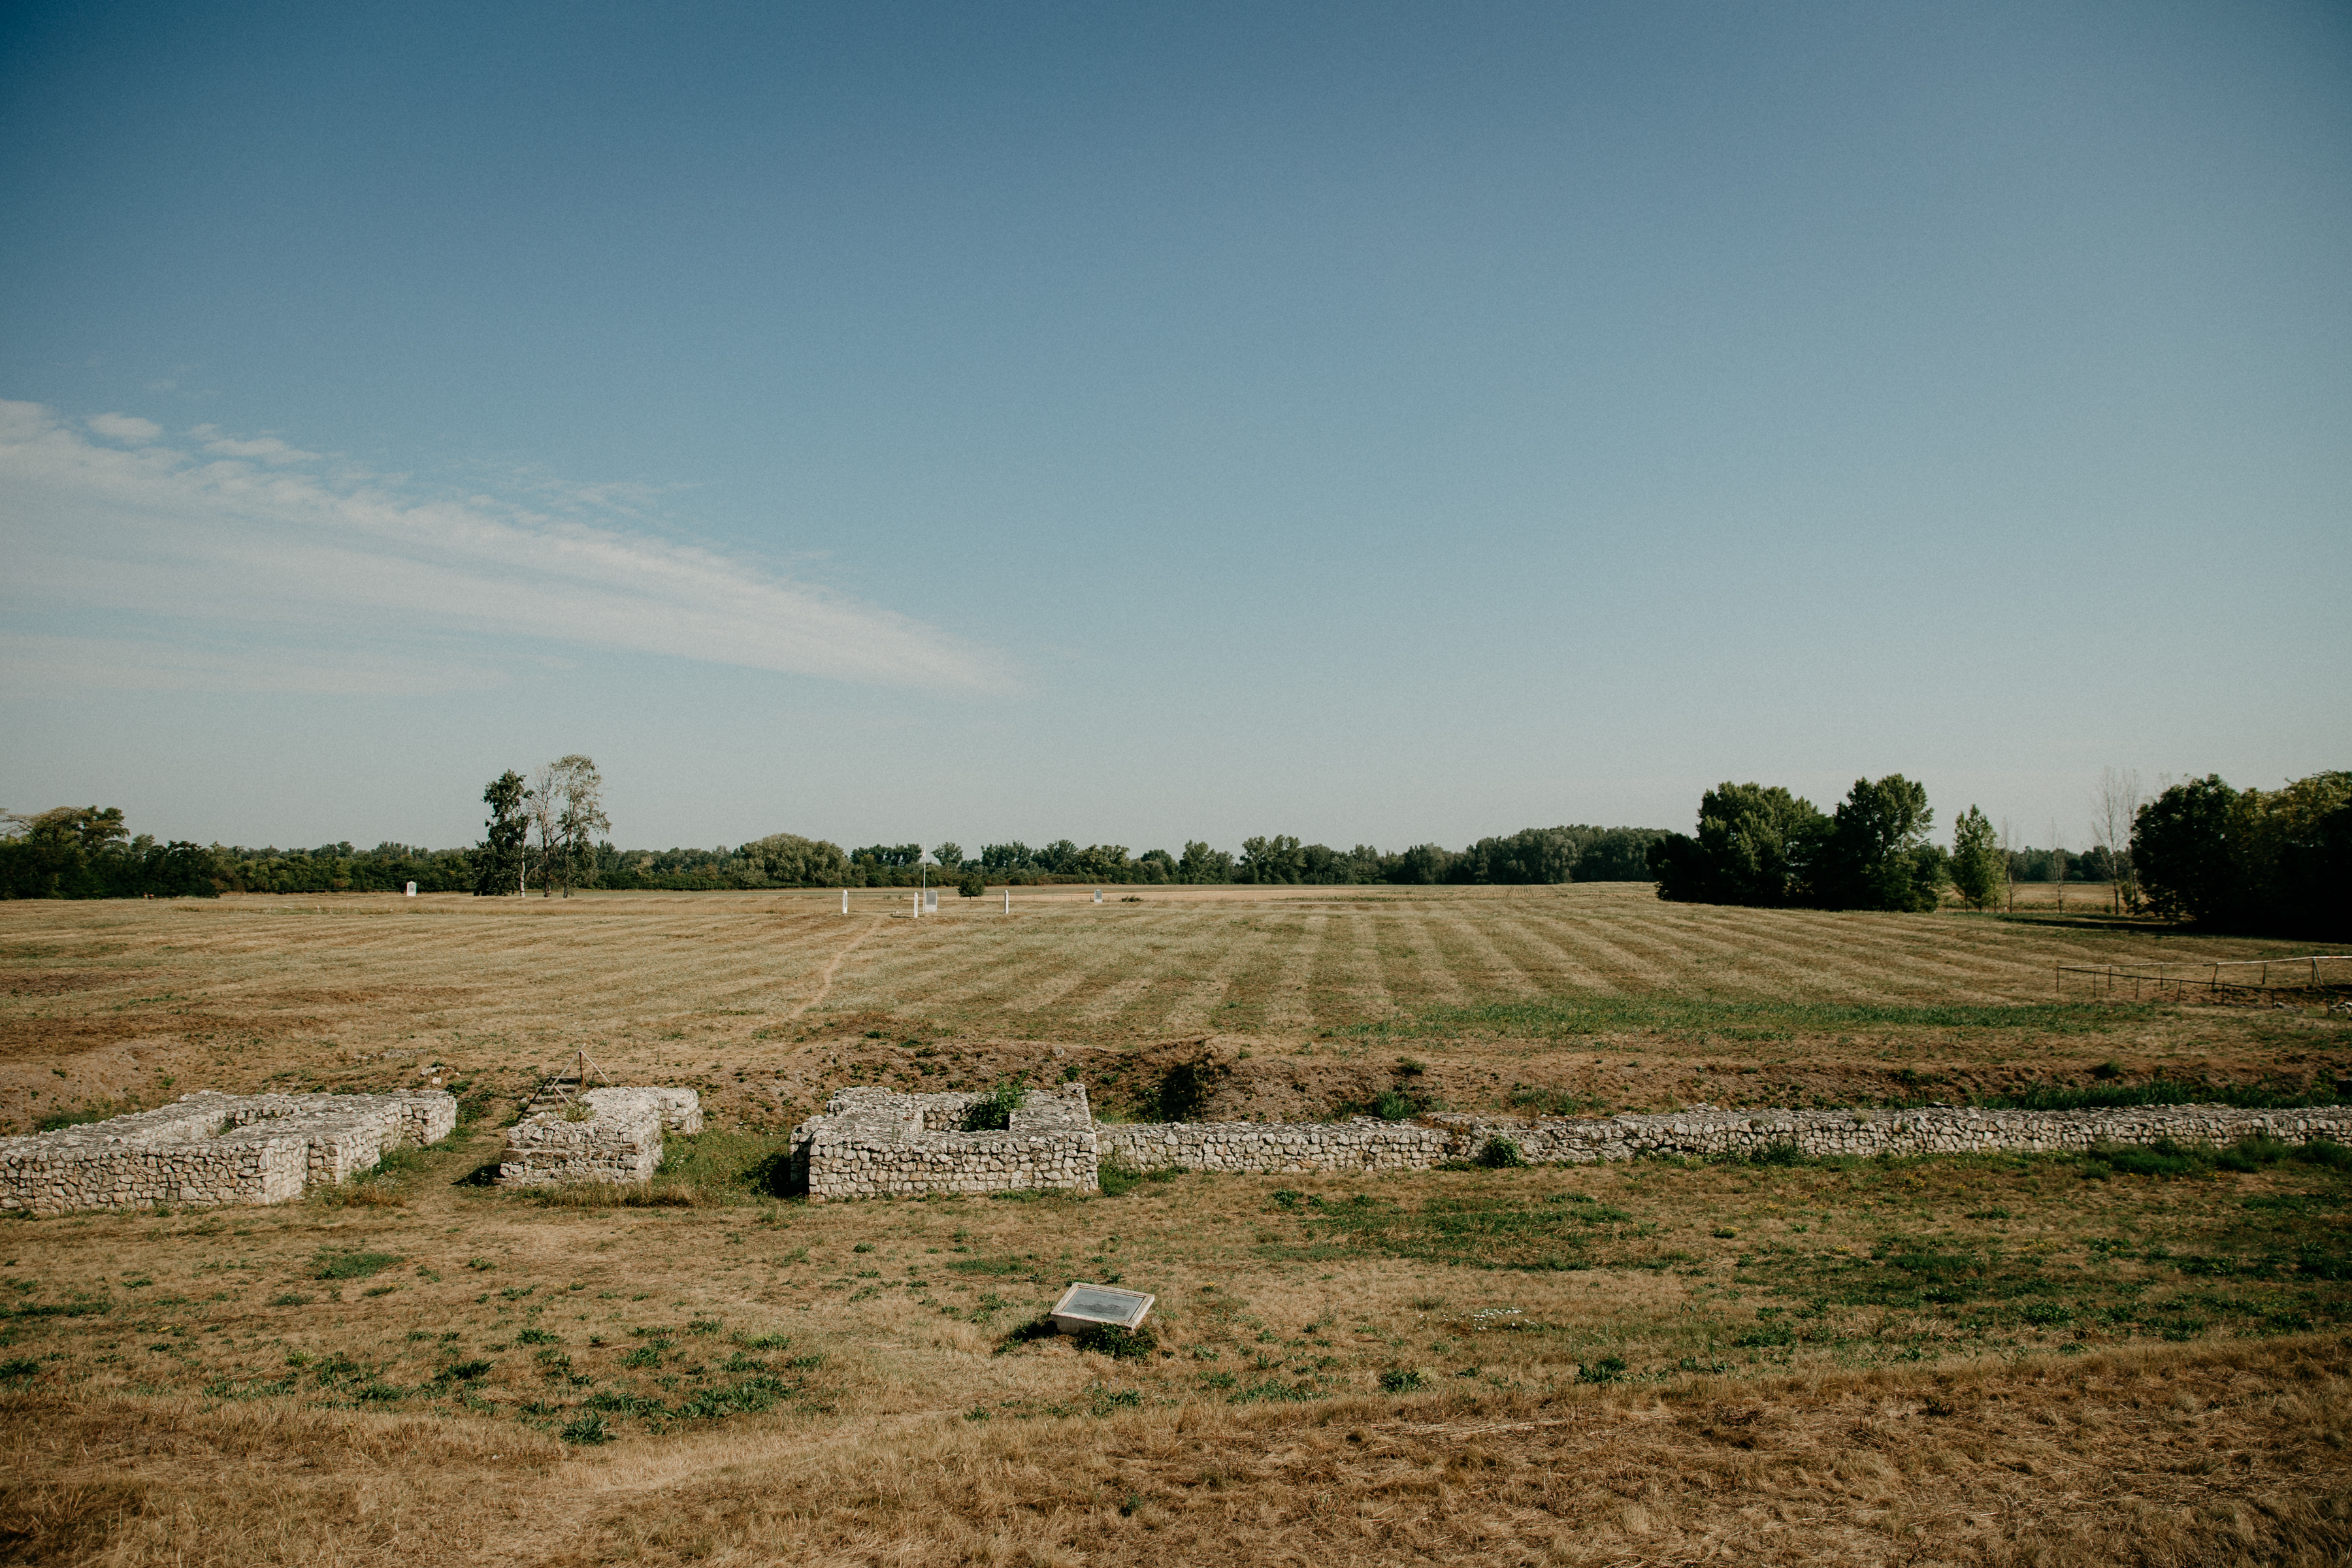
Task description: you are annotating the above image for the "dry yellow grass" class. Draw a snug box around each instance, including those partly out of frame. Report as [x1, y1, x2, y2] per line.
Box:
[3, 886, 2349, 1563]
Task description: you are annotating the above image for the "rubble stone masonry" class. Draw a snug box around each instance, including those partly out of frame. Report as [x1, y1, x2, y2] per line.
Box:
[498, 1087, 704, 1186]
[789, 1087, 2352, 1199]
[0, 1090, 458, 1217]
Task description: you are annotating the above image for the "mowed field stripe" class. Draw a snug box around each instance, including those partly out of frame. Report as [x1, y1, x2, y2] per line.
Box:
[1631, 908, 1942, 1002]
[1428, 912, 1546, 1002]
[1549, 909, 1772, 995]
[1313, 912, 1396, 1027]
[1160, 917, 1280, 1032]
[1480, 915, 1617, 994]
[1259, 914, 1330, 1033]
[1656, 907, 2061, 1004]
[1526, 913, 1681, 990]
[1382, 911, 1473, 1009]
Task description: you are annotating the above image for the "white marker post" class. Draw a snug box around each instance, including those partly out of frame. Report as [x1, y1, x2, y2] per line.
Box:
[1094, 887, 1102, 904]
[1003, 887, 1009, 913]
[841, 889, 849, 915]
[404, 881, 416, 898]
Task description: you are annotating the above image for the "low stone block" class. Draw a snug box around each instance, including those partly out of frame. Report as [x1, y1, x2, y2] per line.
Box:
[0, 1090, 458, 1217]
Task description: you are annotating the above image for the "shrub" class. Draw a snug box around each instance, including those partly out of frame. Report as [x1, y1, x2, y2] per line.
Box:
[963, 1077, 1026, 1132]
[1075, 1323, 1158, 1360]
[958, 872, 986, 898]
[1156, 1060, 1218, 1122]
[1378, 1367, 1426, 1394]
[2296, 1139, 2352, 1172]
[1476, 1137, 1527, 1169]
[560, 1413, 613, 1445]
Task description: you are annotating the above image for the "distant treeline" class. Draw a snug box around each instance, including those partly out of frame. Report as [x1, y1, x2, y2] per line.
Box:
[2133, 772, 2349, 939]
[0, 809, 224, 900]
[0, 802, 1669, 899]
[1648, 769, 2348, 938]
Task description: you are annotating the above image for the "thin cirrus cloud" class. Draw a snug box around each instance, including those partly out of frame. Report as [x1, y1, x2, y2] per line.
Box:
[0, 400, 1011, 696]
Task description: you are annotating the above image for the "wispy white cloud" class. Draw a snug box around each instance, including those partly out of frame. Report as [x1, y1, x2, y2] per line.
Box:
[87, 412, 161, 443]
[198, 433, 318, 463]
[0, 400, 1011, 694]
[0, 634, 511, 696]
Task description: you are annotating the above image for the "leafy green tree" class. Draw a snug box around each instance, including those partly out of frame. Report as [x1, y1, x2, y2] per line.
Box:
[1177, 841, 1234, 883]
[932, 842, 964, 871]
[1811, 775, 1944, 911]
[740, 832, 852, 887]
[474, 771, 528, 896]
[1390, 843, 1454, 884]
[1238, 834, 1305, 884]
[1949, 805, 2003, 911]
[2251, 771, 2352, 939]
[2132, 775, 2247, 926]
[1648, 783, 1827, 906]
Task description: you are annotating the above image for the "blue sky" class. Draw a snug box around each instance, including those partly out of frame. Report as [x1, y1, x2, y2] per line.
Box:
[3, 1, 2346, 857]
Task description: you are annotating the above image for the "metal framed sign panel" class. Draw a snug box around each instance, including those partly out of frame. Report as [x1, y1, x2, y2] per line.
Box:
[1049, 1281, 1155, 1333]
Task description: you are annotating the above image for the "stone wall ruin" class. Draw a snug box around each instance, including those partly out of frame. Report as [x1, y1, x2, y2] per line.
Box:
[789, 1086, 2352, 1200]
[789, 1083, 1098, 1200]
[0, 1090, 458, 1217]
[498, 1087, 703, 1186]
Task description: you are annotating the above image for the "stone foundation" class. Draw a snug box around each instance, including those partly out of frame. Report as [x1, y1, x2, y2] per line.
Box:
[0, 1090, 458, 1217]
[1105, 1103, 2352, 1173]
[790, 1085, 2352, 1199]
[497, 1087, 703, 1186]
[789, 1085, 1098, 1200]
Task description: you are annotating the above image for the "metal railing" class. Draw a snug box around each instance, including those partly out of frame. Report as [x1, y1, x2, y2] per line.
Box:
[2056, 955, 2352, 1004]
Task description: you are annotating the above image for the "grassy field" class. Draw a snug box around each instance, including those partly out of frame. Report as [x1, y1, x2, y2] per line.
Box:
[3, 885, 2349, 1565]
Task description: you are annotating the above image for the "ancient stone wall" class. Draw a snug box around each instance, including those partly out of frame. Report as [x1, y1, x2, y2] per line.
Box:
[1102, 1117, 1448, 1173]
[784, 1084, 2352, 1200]
[1100, 1103, 2352, 1174]
[498, 1087, 701, 1186]
[0, 1090, 458, 1217]
[790, 1084, 1098, 1200]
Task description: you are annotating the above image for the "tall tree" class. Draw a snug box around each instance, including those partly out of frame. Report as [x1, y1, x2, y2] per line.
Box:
[526, 755, 607, 897]
[2092, 767, 2142, 914]
[1949, 805, 2003, 911]
[553, 755, 610, 897]
[1810, 776, 1944, 911]
[1648, 783, 1827, 906]
[474, 770, 528, 896]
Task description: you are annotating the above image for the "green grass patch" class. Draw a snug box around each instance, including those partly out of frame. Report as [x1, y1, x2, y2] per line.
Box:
[1261, 1186, 1641, 1271]
[1976, 1080, 2350, 1112]
[311, 1249, 399, 1281]
[649, 1128, 801, 1203]
[35, 1100, 133, 1133]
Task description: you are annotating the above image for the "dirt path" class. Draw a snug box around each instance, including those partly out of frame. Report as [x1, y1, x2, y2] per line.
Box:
[787, 917, 885, 1019]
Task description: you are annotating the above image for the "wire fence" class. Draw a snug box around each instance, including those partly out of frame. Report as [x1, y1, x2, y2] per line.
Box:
[2055, 954, 2352, 1008]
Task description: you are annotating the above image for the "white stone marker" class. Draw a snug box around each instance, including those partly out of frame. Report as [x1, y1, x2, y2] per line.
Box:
[1003, 887, 1009, 913]
[841, 889, 849, 915]
[1094, 887, 1102, 904]
[404, 881, 416, 897]
[924, 887, 938, 913]
[1050, 1282, 1154, 1335]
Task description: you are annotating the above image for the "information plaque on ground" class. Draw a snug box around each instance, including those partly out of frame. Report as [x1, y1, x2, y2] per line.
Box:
[1049, 1282, 1154, 1334]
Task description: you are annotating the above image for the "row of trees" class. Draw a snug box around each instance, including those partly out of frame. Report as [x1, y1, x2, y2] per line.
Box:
[0, 808, 223, 900]
[1648, 776, 1953, 912]
[2132, 771, 2349, 938]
